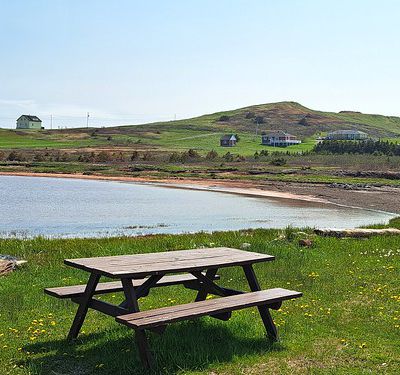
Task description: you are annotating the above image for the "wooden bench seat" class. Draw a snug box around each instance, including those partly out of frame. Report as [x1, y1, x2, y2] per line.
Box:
[116, 288, 302, 329]
[45, 273, 219, 299]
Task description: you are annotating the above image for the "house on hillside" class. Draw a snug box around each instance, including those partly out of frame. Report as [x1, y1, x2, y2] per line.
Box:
[261, 131, 301, 147]
[220, 134, 237, 147]
[326, 129, 368, 140]
[16, 115, 43, 130]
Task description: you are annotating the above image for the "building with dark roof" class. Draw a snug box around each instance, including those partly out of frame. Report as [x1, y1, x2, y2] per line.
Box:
[220, 134, 237, 147]
[16, 115, 43, 130]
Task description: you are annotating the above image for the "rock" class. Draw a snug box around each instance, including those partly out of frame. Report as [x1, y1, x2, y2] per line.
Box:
[299, 239, 313, 247]
[240, 243, 251, 250]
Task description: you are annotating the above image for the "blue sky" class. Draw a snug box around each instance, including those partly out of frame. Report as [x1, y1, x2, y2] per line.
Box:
[0, 0, 399, 128]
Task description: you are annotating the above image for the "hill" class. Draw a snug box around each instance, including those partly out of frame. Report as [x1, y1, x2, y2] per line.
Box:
[1, 102, 400, 152]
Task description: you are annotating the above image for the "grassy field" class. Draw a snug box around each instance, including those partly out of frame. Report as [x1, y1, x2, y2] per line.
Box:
[1, 222, 399, 374]
[0, 129, 105, 149]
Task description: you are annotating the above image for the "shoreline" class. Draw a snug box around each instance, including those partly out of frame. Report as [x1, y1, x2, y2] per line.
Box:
[1, 171, 399, 215]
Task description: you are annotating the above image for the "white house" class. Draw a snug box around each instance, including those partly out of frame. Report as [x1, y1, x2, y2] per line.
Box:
[16, 115, 42, 130]
[261, 131, 301, 147]
[326, 130, 368, 140]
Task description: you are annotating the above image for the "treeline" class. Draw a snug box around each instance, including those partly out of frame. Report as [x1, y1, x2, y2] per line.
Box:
[314, 140, 400, 156]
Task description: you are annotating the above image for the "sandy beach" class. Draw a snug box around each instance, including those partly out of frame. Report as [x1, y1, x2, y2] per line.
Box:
[1, 171, 400, 214]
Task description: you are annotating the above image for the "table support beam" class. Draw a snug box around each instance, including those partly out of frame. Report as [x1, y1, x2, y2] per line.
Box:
[121, 277, 155, 368]
[67, 272, 100, 340]
[242, 264, 278, 341]
[194, 268, 218, 302]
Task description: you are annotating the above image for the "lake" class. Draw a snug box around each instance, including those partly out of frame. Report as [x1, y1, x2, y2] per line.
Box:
[0, 175, 395, 238]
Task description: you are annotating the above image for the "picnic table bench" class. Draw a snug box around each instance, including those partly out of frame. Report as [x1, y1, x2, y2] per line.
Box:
[45, 247, 302, 368]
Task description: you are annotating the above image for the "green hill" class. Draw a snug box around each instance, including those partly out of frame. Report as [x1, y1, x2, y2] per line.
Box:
[1, 102, 400, 152]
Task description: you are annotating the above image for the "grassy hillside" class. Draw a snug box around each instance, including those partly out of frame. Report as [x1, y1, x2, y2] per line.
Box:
[0, 225, 399, 374]
[1, 102, 400, 154]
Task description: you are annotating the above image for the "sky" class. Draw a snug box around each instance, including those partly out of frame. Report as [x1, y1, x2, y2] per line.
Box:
[0, 0, 399, 129]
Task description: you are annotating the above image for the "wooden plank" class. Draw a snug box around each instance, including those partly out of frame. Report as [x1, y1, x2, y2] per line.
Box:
[45, 273, 220, 299]
[116, 288, 302, 329]
[64, 247, 274, 278]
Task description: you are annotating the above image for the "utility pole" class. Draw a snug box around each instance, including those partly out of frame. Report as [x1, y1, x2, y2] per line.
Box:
[86, 112, 90, 128]
[50, 115, 53, 130]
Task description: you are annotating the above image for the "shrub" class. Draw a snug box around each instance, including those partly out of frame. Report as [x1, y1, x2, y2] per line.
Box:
[218, 115, 230, 122]
[206, 150, 218, 160]
[270, 157, 287, 166]
[130, 151, 139, 161]
[245, 111, 255, 119]
[188, 149, 200, 159]
[96, 151, 112, 162]
[253, 116, 265, 124]
[223, 152, 234, 162]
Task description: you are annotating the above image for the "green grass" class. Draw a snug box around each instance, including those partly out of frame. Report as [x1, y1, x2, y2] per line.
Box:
[0, 228, 399, 374]
[132, 130, 316, 156]
[0, 129, 105, 149]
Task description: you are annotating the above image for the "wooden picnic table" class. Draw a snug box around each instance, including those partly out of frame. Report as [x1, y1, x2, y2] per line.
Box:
[45, 247, 302, 368]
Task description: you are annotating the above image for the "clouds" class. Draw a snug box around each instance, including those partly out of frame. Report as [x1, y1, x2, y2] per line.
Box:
[0, 99, 37, 109]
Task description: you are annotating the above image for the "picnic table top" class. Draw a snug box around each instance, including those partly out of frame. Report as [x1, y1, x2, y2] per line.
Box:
[64, 247, 274, 279]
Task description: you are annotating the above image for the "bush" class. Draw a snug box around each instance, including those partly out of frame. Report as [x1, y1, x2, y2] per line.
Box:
[169, 152, 181, 163]
[218, 115, 230, 122]
[245, 111, 255, 119]
[223, 152, 234, 162]
[188, 149, 200, 159]
[206, 150, 218, 160]
[270, 157, 286, 166]
[130, 151, 139, 161]
[96, 151, 112, 162]
[7, 151, 25, 162]
[253, 116, 265, 124]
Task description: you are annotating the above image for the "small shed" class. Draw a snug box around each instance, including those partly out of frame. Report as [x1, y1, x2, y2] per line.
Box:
[220, 134, 237, 147]
[16, 115, 43, 130]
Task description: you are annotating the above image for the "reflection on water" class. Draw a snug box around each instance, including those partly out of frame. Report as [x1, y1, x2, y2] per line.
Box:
[0, 176, 395, 238]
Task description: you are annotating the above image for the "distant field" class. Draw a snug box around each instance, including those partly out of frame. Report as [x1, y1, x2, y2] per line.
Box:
[0, 128, 316, 155]
[0, 129, 105, 149]
[113, 129, 317, 155]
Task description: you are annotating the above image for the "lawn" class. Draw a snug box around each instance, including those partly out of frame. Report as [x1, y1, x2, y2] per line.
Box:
[137, 130, 316, 156]
[0, 225, 399, 374]
[0, 130, 105, 149]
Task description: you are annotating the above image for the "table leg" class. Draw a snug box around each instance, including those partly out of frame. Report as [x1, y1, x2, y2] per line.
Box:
[242, 264, 278, 341]
[121, 278, 154, 369]
[195, 268, 218, 302]
[68, 272, 100, 340]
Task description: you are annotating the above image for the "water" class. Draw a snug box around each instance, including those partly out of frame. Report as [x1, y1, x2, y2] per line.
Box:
[0, 176, 395, 238]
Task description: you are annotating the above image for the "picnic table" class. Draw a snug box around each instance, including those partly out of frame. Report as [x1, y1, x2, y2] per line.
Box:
[45, 247, 302, 368]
